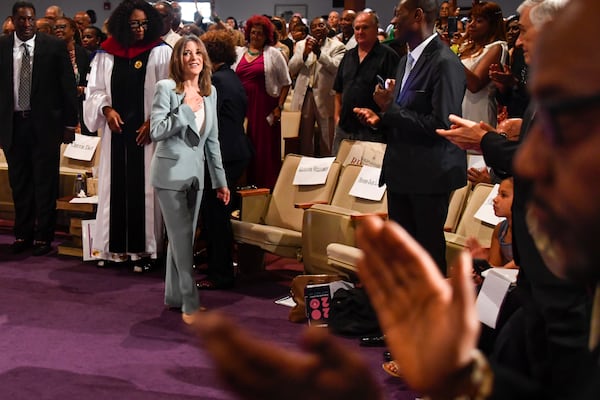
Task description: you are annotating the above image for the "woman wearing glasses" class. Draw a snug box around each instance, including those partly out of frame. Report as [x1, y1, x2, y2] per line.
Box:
[84, 0, 171, 272]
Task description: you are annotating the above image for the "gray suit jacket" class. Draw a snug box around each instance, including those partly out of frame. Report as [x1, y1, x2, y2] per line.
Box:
[150, 79, 227, 191]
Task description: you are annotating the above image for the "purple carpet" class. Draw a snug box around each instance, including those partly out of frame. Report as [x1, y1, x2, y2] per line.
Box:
[0, 230, 418, 399]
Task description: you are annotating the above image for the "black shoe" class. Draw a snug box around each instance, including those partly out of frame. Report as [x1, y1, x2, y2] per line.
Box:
[383, 350, 392, 362]
[32, 241, 52, 256]
[359, 334, 386, 347]
[10, 239, 32, 254]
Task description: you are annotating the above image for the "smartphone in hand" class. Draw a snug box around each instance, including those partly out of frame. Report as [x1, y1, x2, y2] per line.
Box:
[376, 75, 388, 89]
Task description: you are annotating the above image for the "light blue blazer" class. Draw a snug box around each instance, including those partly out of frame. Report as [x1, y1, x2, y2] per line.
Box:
[150, 79, 227, 191]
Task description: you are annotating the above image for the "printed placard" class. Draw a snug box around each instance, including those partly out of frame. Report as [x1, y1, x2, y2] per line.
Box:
[305, 281, 354, 327]
[63, 134, 101, 161]
[349, 165, 386, 201]
[293, 156, 336, 185]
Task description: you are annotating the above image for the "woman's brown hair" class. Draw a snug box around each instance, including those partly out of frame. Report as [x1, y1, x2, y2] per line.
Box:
[169, 34, 212, 96]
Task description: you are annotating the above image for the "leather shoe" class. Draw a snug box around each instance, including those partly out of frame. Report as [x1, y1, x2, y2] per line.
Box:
[359, 334, 386, 347]
[383, 350, 392, 362]
[10, 239, 32, 254]
[32, 241, 52, 256]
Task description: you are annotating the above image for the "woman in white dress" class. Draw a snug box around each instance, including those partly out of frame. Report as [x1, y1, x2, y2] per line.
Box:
[84, 0, 171, 271]
[459, 2, 507, 126]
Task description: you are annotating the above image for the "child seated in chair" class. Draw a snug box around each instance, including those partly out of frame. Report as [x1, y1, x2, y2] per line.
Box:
[467, 177, 516, 283]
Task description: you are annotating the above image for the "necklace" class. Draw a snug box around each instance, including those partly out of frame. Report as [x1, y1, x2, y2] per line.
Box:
[247, 48, 261, 56]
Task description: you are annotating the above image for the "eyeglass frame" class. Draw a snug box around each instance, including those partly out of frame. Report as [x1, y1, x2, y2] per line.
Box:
[129, 19, 149, 30]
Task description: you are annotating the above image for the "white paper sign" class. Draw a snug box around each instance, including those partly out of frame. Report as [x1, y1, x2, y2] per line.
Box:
[63, 134, 101, 161]
[293, 156, 336, 185]
[476, 268, 513, 328]
[349, 165, 386, 201]
[69, 195, 99, 204]
[474, 184, 505, 226]
[81, 219, 97, 261]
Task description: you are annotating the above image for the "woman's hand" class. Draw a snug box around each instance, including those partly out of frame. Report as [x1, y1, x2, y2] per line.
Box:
[184, 91, 204, 113]
[136, 120, 151, 145]
[103, 106, 124, 133]
[216, 187, 230, 205]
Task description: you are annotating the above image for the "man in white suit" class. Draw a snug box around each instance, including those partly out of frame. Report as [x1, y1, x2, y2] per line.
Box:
[288, 16, 346, 156]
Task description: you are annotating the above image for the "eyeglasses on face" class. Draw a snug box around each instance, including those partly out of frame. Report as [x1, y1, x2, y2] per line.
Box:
[536, 92, 600, 146]
[53, 24, 67, 31]
[129, 20, 148, 30]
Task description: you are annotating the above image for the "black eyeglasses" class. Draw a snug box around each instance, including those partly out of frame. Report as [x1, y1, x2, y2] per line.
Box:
[536, 92, 600, 146]
[129, 20, 148, 30]
[53, 24, 67, 31]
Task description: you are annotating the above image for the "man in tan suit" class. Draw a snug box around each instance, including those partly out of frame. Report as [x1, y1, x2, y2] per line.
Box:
[288, 17, 346, 156]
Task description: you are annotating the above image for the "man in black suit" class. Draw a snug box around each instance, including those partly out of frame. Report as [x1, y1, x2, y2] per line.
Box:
[0, 1, 78, 256]
[354, 0, 466, 273]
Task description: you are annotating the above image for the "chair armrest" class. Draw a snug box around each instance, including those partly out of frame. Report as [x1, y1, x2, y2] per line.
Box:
[350, 212, 388, 223]
[294, 200, 328, 209]
[236, 189, 271, 223]
[237, 188, 271, 197]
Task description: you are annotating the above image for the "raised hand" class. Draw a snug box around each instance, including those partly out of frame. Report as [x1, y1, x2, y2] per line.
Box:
[356, 216, 480, 396]
[194, 312, 382, 400]
[436, 114, 487, 151]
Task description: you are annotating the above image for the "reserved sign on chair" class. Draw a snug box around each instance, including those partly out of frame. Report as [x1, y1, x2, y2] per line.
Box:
[349, 165, 386, 201]
[293, 156, 336, 185]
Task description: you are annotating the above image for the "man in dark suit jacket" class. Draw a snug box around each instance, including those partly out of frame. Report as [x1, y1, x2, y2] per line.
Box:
[354, 0, 466, 273]
[0, 1, 78, 256]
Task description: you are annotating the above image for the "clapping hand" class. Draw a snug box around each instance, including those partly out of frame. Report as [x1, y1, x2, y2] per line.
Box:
[356, 216, 480, 396]
[193, 312, 382, 400]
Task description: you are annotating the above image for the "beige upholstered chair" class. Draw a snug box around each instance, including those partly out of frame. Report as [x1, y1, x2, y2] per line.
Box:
[297, 140, 387, 280]
[444, 182, 472, 233]
[303, 162, 387, 280]
[445, 183, 495, 265]
[335, 139, 387, 168]
[232, 153, 341, 271]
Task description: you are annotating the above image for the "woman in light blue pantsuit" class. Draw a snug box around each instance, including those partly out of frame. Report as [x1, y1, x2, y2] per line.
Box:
[150, 35, 230, 324]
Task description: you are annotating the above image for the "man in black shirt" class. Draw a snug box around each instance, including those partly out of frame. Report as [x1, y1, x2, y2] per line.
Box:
[331, 10, 399, 155]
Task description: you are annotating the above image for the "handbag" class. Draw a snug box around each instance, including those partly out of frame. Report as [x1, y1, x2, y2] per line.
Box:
[328, 287, 381, 337]
[289, 274, 341, 323]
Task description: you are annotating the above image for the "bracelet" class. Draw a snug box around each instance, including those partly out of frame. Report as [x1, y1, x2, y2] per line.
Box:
[424, 350, 494, 400]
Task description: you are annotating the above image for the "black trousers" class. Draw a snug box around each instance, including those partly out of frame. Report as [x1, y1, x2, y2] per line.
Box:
[200, 158, 249, 286]
[386, 190, 450, 274]
[5, 114, 60, 242]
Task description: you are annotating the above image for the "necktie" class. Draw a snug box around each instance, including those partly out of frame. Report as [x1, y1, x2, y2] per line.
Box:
[400, 53, 414, 92]
[18, 43, 32, 110]
[396, 54, 414, 104]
